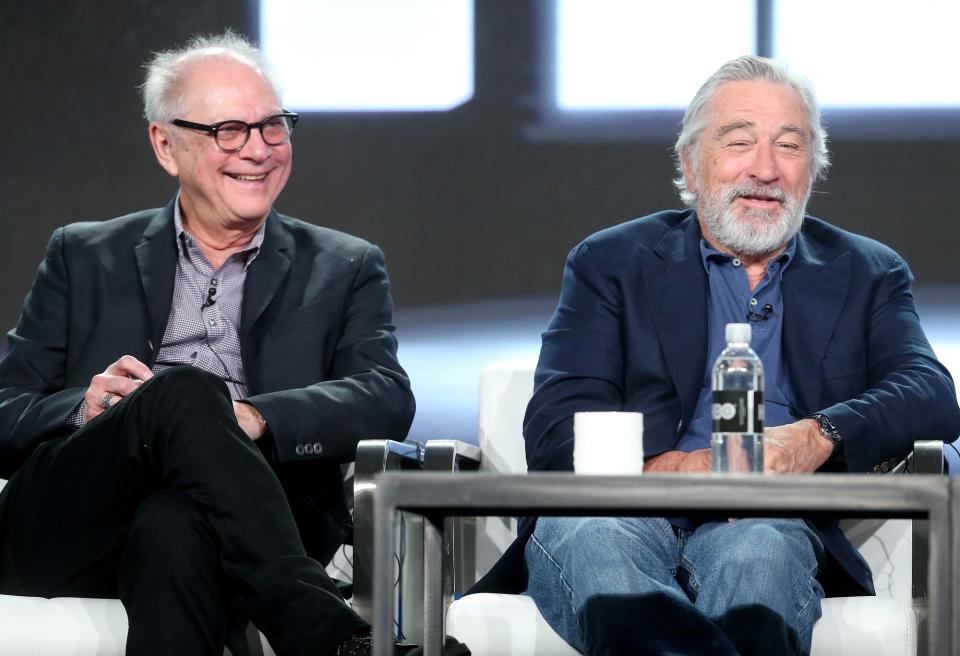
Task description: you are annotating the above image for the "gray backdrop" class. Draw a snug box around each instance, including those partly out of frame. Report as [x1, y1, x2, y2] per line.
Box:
[2, 1, 958, 334]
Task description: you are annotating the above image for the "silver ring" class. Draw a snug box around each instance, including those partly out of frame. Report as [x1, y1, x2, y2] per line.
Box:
[100, 393, 114, 410]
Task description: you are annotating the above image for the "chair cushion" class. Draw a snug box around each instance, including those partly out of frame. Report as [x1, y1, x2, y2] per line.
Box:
[812, 596, 916, 656]
[0, 594, 286, 655]
[448, 593, 916, 656]
[447, 593, 579, 656]
[0, 594, 128, 655]
[0, 594, 46, 655]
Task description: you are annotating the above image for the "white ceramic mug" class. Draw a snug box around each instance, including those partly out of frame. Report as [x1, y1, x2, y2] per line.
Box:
[573, 411, 644, 475]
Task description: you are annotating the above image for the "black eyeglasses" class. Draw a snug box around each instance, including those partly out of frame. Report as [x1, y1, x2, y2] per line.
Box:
[171, 112, 299, 151]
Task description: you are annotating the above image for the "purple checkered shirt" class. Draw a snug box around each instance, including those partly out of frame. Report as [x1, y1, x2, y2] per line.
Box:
[68, 197, 265, 427]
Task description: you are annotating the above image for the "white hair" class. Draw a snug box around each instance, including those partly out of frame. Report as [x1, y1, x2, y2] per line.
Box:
[140, 30, 280, 123]
[673, 55, 830, 207]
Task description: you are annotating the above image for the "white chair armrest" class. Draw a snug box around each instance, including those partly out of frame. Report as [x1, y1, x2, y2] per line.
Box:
[812, 596, 916, 656]
[448, 593, 917, 656]
[447, 593, 579, 656]
[0, 594, 129, 656]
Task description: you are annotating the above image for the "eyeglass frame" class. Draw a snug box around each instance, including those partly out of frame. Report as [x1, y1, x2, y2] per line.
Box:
[170, 111, 300, 152]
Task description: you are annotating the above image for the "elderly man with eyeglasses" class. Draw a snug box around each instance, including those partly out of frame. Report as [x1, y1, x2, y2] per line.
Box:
[0, 32, 452, 656]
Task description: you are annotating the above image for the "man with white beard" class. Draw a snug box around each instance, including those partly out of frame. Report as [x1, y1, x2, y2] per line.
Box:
[473, 56, 960, 655]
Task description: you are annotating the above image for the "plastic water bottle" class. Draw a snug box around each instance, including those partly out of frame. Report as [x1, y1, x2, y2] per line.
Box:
[711, 323, 764, 473]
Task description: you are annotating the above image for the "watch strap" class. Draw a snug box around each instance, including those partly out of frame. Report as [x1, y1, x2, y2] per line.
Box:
[810, 413, 842, 455]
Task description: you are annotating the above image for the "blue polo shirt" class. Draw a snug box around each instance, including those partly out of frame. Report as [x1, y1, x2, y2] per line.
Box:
[676, 238, 800, 452]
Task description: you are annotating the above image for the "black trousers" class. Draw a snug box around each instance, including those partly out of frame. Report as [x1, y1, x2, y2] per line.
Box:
[0, 366, 368, 655]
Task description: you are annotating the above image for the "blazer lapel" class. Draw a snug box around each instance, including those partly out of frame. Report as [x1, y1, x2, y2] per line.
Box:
[782, 227, 851, 414]
[134, 201, 178, 359]
[641, 216, 709, 431]
[240, 210, 294, 343]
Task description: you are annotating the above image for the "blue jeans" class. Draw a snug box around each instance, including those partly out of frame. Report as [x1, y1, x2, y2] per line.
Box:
[525, 516, 826, 656]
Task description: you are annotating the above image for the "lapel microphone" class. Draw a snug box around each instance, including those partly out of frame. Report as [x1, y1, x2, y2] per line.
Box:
[202, 285, 217, 309]
[747, 303, 774, 323]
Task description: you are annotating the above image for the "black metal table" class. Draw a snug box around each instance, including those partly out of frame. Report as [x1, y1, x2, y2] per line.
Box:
[372, 472, 952, 656]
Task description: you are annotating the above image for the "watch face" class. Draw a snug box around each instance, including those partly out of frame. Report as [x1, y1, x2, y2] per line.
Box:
[818, 416, 841, 446]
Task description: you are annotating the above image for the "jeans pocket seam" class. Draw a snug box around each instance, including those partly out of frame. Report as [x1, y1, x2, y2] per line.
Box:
[795, 561, 824, 621]
[678, 555, 701, 597]
[529, 532, 586, 637]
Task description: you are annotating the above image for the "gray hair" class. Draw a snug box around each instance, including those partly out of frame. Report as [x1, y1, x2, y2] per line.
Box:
[673, 55, 830, 207]
[141, 30, 279, 123]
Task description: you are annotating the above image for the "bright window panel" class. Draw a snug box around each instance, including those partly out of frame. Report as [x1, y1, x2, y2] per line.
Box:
[261, 0, 474, 111]
[556, 0, 755, 110]
[774, 0, 960, 107]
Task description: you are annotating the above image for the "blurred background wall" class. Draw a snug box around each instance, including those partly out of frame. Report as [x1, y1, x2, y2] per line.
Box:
[2, 0, 958, 443]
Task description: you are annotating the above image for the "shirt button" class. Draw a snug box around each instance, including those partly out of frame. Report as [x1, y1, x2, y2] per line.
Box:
[732, 258, 742, 267]
[211, 278, 219, 286]
[750, 298, 758, 306]
[295, 444, 305, 456]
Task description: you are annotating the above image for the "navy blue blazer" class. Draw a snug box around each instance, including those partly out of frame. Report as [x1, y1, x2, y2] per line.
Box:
[0, 199, 415, 560]
[475, 210, 960, 598]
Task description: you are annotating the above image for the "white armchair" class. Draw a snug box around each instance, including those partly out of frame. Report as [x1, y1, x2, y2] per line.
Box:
[441, 359, 941, 656]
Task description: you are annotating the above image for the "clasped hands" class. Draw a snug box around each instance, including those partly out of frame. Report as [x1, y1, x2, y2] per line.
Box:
[82, 355, 267, 440]
[644, 418, 834, 474]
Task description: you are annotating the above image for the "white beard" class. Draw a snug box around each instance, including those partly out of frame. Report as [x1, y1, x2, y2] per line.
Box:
[697, 181, 809, 257]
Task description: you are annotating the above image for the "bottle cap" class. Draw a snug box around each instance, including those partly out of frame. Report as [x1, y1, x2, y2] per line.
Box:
[725, 322, 751, 343]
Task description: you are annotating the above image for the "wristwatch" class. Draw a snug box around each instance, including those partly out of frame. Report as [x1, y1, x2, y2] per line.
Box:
[810, 413, 842, 455]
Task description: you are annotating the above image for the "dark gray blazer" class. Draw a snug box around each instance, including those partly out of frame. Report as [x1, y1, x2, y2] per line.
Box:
[0, 198, 414, 560]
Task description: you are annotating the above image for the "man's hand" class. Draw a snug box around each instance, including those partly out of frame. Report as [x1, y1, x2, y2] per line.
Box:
[644, 448, 711, 473]
[234, 401, 267, 441]
[83, 355, 154, 422]
[763, 419, 834, 474]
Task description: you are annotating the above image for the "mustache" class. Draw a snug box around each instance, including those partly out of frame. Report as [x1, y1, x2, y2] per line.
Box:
[721, 183, 788, 205]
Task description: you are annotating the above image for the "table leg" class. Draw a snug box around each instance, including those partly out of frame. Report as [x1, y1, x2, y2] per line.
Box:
[928, 500, 952, 655]
[373, 498, 396, 656]
[424, 514, 445, 656]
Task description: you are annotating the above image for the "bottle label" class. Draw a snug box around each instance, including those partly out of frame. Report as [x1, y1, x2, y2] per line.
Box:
[712, 390, 764, 433]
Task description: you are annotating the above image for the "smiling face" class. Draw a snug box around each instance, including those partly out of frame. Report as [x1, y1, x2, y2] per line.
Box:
[149, 56, 292, 235]
[682, 80, 813, 258]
